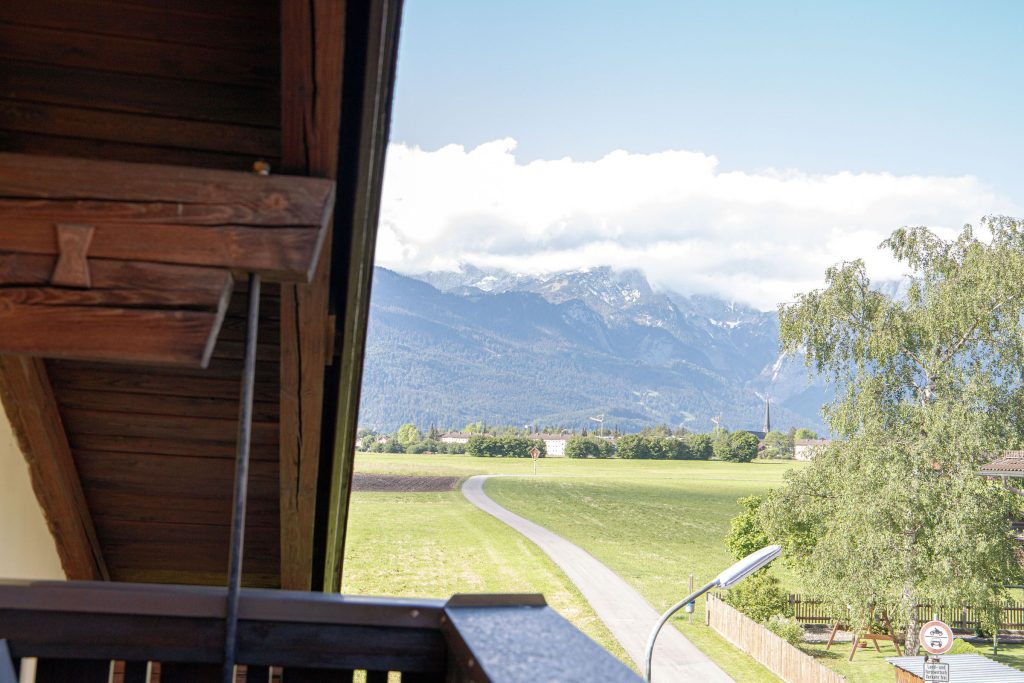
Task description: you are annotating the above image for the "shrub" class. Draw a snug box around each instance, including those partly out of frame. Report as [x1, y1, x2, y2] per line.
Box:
[379, 438, 404, 453]
[725, 496, 770, 559]
[565, 436, 615, 459]
[948, 638, 980, 655]
[615, 434, 685, 459]
[724, 571, 789, 623]
[467, 435, 545, 457]
[446, 442, 466, 454]
[761, 431, 794, 459]
[765, 614, 803, 645]
[719, 430, 758, 462]
[683, 433, 713, 460]
[405, 442, 430, 454]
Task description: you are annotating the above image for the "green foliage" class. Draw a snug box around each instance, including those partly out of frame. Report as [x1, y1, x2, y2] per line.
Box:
[764, 218, 1024, 653]
[565, 436, 616, 459]
[466, 435, 546, 458]
[374, 438, 404, 453]
[761, 431, 794, 459]
[712, 430, 732, 460]
[683, 433, 713, 460]
[726, 496, 770, 560]
[724, 571, 790, 623]
[725, 431, 759, 462]
[793, 428, 818, 440]
[614, 434, 691, 459]
[764, 614, 804, 646]
[405, 442, 431, 454]
[948, 638, 981, 655]
[396, 423, 421, 446]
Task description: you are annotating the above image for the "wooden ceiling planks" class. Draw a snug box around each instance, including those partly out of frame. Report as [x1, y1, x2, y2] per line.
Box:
[0, 0, 280, 172]
[48, 290, 282, 587]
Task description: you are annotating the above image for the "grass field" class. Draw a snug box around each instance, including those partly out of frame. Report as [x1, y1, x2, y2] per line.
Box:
[343, 454, 1024, 681]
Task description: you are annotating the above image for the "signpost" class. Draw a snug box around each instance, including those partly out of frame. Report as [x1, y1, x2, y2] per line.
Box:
[919, 620, 953, 683]
[530, 446, 540, 475]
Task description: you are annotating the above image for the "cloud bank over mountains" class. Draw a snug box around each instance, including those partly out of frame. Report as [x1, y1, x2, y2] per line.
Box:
[378, 138, 1015, 310]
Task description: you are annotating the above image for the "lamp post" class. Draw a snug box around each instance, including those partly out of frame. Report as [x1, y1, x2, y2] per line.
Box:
[643, 545, 782, 682]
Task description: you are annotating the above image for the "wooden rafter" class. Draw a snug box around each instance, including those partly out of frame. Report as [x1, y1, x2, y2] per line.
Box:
[0, 152, 336, 367]
[0, 355, 106, 580]
[278, 0, 345, 591]
[323, 0, 404, 593]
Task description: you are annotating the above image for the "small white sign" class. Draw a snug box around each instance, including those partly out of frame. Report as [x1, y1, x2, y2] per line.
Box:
[923, 660, 949, 682]
[919, 620, 953, 655]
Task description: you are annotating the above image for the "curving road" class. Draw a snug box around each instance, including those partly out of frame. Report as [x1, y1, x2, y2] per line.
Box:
[462, 474, 734, 683]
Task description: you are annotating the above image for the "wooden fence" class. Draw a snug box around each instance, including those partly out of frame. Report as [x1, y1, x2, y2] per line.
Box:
[707, 594, 846, 683]
[788, 594, 1024, 630]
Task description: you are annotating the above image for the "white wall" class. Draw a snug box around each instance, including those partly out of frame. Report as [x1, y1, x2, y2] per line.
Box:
[0, 409, 65, 580]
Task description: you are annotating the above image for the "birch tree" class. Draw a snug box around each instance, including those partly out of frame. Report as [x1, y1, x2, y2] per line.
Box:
[761, 216, 1024, 654]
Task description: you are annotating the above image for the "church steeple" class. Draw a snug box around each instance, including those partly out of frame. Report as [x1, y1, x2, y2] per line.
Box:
[763, 396, 771, 433]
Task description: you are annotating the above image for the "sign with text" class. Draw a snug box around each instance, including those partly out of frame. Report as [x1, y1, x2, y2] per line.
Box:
[923, 659, 949, 682]
[919, 620, 953, 655]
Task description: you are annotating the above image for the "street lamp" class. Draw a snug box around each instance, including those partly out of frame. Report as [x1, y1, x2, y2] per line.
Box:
[643, 545, 782, 682]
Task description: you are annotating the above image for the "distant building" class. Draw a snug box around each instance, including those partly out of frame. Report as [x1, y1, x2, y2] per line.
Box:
[980, 450, 1024, 478]
[531, 433, 569, 456]
[440, 432, 471, 444]
[794, 438, 829, 461]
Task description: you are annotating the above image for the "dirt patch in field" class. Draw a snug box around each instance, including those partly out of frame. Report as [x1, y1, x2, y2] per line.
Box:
[352, 473, 461, 493]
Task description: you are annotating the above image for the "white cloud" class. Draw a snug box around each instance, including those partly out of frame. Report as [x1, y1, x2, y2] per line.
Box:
[378, 139, 1016, 309]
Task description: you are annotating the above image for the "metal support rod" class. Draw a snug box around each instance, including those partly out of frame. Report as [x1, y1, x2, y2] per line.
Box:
[644, 579, 718, 682]
[223, 274, 261, 683]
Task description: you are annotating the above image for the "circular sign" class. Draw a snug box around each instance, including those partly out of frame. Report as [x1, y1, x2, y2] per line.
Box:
[919, 620, 953, 655]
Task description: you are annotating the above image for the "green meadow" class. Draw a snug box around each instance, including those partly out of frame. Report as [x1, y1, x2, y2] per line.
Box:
[342, 454, 1024, 681]
[344, 455, 798, 680]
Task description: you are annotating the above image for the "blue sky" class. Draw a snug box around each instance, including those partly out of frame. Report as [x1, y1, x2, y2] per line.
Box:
[380, 1, 1023, 307]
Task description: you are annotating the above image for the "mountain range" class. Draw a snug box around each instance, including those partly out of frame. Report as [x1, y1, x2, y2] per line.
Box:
[358, 265, 830, 434]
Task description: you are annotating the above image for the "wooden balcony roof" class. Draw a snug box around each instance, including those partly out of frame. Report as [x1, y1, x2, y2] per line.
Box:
[0, 0, 401, 592]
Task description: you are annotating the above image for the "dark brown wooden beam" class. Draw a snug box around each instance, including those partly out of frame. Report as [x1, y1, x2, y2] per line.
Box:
[0, 356, 107, 579]
[0, 255, 232, 367]
[278, 0, 345, 591]
[323, 0, 404, 593]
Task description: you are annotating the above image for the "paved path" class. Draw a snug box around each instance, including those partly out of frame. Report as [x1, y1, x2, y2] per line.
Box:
[462, 475, 733, 683]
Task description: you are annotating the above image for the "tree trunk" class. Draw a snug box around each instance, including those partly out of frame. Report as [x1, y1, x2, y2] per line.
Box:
[903, 585, 919, 656]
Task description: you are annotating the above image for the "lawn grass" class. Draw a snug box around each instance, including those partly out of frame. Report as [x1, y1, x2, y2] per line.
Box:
[345, 454, 799, 680]
[345, 453, 1024, 681]
[340, 486, 632, 667]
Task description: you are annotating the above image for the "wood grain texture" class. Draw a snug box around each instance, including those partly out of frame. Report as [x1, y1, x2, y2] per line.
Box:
[0, 60, 278, 128]
[325, 0, 404, 593]
[0, 1, 278, 52]
[0, 220, 323, 282]
[0, 153, 333, 226]
[98, 519, 279, 579]
[0, 293, 228, 367]
[0, 22, 279, 88]
[0, 130, 277, 174]
[0, 99, 280, 157]
[76, 451, 279, 528]
[0, 355, 107, 579]
[278, 0, 346, 591]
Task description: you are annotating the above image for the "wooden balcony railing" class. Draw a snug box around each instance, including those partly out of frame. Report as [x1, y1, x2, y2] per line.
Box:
[0, 580, 641, 683]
